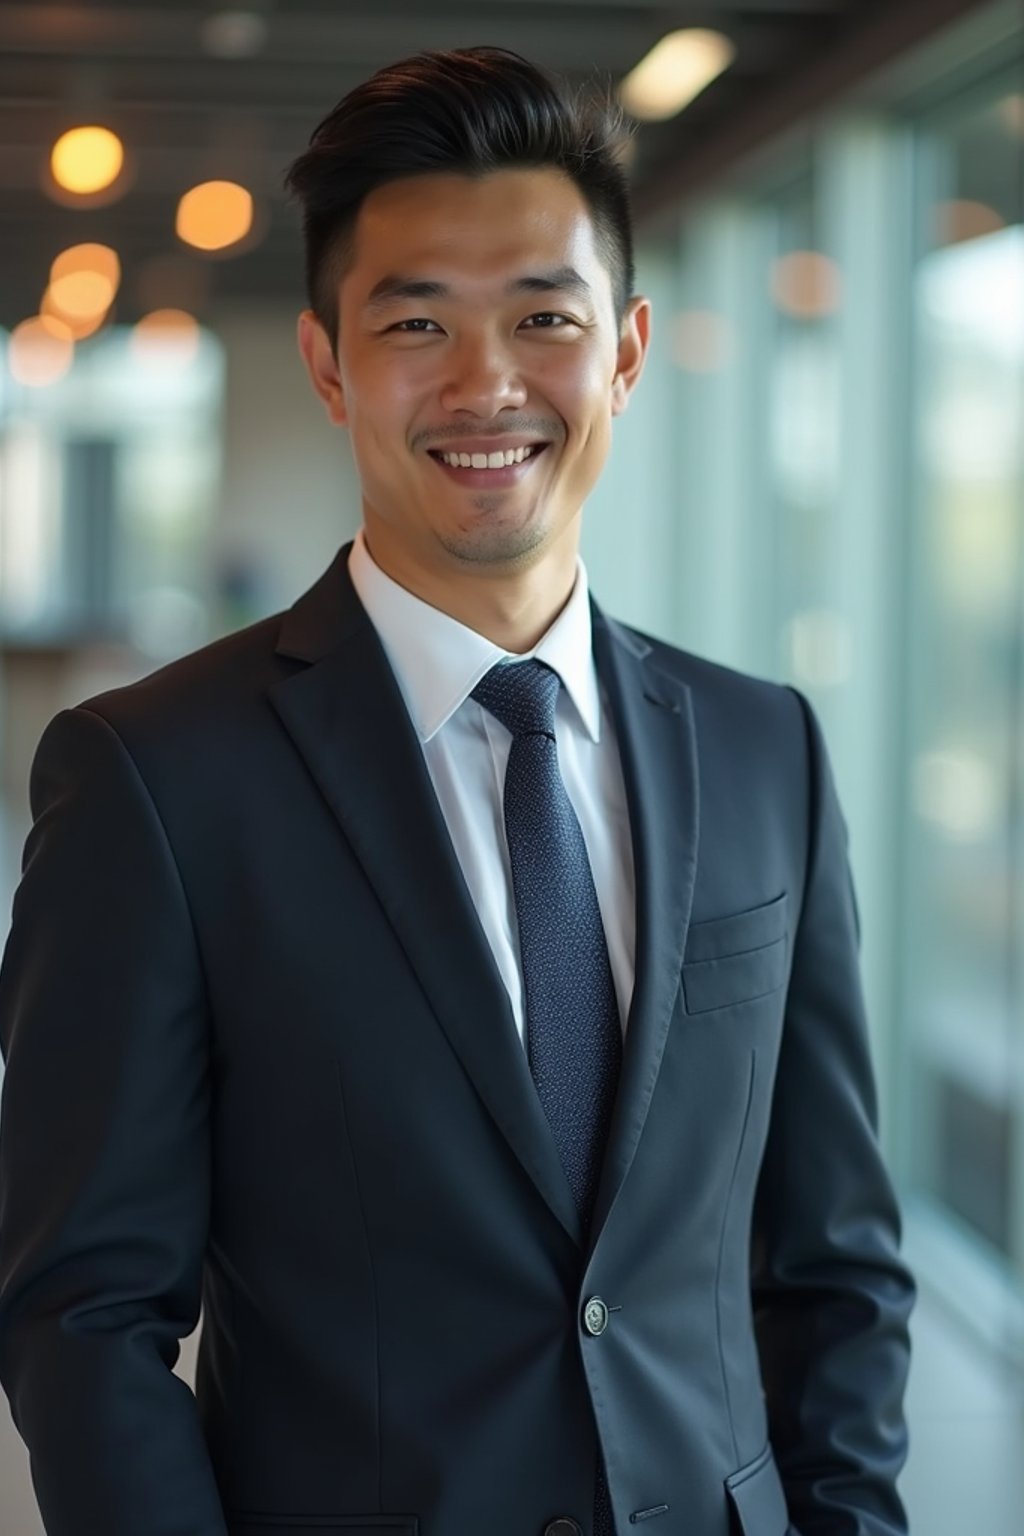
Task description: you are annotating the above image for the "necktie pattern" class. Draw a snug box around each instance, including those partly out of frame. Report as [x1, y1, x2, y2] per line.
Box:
[471, 658, 621, 1535]
[471, 659, 622, 1223]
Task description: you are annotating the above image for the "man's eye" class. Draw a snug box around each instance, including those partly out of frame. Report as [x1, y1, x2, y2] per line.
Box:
[390, 318, 440, 333]
[522, 312, 571, 329]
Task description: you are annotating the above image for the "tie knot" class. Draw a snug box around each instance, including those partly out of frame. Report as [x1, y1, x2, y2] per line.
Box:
[471, 659, 560, 739]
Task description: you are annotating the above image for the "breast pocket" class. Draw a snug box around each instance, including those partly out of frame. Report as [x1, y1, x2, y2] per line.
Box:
[682, 893, 788, 1015]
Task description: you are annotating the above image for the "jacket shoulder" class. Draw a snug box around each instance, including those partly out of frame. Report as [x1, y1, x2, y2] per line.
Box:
[608, 618, 819, 802]
[619, 619, 804, 724]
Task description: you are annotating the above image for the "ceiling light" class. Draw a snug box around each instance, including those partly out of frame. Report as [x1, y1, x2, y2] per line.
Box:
[131, 309, 201, 367]
[9, 315, 74, 388]
[176, 180, 253, 252]
[48, 243, 121, 319]
[770, 252, 843, 319]
[619, 30, 736, 122]
[41, 286, 110, 339]
[48, 271, 113, 319]
[935, 199, 1005, 246]
[50, 125, 124, 195]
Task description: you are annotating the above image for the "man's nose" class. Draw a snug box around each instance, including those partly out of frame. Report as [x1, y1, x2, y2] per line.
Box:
[438, 335, 528, 415]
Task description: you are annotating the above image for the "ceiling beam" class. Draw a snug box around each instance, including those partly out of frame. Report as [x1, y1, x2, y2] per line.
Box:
[632, 0, 993, 221]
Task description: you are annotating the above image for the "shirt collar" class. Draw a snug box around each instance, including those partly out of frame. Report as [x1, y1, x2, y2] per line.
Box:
[347, 526, 601, 745]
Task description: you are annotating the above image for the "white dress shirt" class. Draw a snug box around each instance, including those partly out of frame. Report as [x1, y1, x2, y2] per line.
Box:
[347, 527, 636, 1043]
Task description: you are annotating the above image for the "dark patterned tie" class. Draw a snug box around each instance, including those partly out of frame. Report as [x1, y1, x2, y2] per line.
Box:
[471, 659, 621, 1536]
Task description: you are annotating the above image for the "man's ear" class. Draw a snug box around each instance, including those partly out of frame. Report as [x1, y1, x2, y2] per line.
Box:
[611, 295, 651, 417]
[297, 309, 347, 426]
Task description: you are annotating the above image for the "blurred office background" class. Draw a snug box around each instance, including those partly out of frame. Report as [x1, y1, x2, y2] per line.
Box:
[0, 0, 1022, 1530]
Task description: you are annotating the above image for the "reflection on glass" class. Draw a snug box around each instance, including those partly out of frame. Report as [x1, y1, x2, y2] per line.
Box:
[0, 325, 222, 647]
[768, 184, 844, 697]
[903, 97, 1023, 1263]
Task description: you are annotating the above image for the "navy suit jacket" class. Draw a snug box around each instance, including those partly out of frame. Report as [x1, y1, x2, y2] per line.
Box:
[0, 543, 913, 1536]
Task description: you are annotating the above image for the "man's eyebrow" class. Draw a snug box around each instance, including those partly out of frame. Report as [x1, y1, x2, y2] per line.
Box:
[364, 276, 447, 311]
[509, 267, 593, 303]
[363, 266, 594, 312]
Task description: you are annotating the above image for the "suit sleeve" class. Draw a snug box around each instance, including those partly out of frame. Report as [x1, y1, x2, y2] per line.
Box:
[751, 690, 915, 1536]
[0, 706, 228, 1535]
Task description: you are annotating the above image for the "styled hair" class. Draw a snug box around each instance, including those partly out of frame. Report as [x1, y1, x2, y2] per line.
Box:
[284, 46, 636, 344]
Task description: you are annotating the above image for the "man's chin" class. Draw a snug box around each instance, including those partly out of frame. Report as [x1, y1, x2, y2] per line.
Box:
[437, 514, 549, 570]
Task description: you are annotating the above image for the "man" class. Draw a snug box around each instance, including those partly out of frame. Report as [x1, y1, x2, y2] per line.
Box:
[0, 46, 913, 1536]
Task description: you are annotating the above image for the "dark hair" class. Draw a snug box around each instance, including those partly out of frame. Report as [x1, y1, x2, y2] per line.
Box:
[284, 46, 636, 344]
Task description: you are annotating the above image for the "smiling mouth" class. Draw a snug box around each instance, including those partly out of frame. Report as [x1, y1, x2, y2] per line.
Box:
[427, 443, 549, 472]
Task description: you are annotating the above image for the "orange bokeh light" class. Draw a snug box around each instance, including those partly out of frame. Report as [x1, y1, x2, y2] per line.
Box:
[9, 315, 75, 387]
[935, 199, 1005, 245]
[131, 308, 201, 366]
[50, 126, 124, 195]
[175, 180, 253, 252]
[770, 251, 843, 319]
[47, 243, 121, 319]
[41, 286, 110, 338]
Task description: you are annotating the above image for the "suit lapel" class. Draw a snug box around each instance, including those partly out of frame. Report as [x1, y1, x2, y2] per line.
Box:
[268, 548, 699, 1254]
[588, 606, 700, 1245]
[269, 546, 583, 1246]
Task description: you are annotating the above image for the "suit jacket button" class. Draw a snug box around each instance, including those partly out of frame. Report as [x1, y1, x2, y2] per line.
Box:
[582, 1296, 609, 1336]
[544, 1520, 583, 1536]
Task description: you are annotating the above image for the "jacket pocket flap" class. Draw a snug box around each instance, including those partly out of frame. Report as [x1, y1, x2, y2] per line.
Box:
[682, 935, 787, 1014]
[725, 1445, 790, 1536]
[685, 892, 788, 964]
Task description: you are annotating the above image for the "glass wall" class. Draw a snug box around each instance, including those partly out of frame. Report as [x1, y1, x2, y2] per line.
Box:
[0, 325, 223, 654]
[765, 177, 846, 695]
[901, 69, 1024, 1294]
[632, 10, 1024, 1353]
[0, 324, 225, 903]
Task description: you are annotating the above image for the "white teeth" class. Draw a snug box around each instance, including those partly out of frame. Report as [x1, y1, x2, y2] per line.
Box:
[437, 445, 540, 469]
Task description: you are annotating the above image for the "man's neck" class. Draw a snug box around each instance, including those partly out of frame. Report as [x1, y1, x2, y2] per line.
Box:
[361, 526, 580, 654]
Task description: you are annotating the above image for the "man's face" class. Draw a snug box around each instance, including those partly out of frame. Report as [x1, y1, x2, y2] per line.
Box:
[299, 167, 649, 580]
